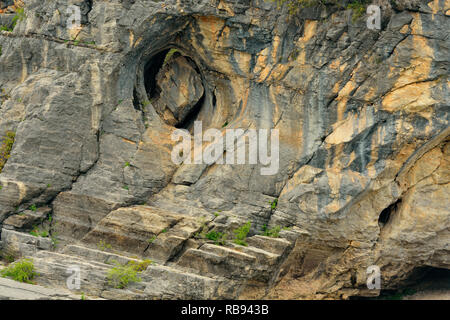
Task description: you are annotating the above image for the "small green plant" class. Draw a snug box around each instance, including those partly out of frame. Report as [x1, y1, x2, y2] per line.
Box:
[106, 260, 143, 289]
[347, 1, 366, 22]
[29, 225, 49, 238]
[233, 221, 251, 246]
[124, 162, 130, 167]
[29, 204, 37, 212]
[0, 131, 15, 174]
[205, 230, 227, 246]
[147, 235, 156, 244]
[123, 185, 129, 191]
[0, 7, 27, 32]
[194, 218, 209, 239]
[50, 233, 59, 247]
[127, 259, 152, 272]
[270, 198, 278, 210]
[81, 292, 86, 300]
[163, 48, 179, 65]
[261, 225, 281, 238]
[269, 0, 369, 16]
[0, 26, 12, 32]
[97, 240, 112, 251]
[40, 230, 49, 237]
[1, 259, 38, 283]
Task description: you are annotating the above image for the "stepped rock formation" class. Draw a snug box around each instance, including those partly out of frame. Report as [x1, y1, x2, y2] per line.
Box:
[0, 0, 449, 299]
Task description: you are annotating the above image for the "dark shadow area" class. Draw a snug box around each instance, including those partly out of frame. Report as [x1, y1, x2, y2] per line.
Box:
[143, 49, 170, 101]
[378, 199, 402, 227]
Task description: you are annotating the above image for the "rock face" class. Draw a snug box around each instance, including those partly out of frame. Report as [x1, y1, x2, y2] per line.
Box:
[0, 0, 449, 299]
[153, 53, 205, 126]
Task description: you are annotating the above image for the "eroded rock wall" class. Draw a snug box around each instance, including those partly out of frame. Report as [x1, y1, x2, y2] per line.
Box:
[0, 0, 448, 299]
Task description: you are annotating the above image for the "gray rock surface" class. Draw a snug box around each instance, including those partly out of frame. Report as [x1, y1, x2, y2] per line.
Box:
[0, 277, 79, 300]
[0, 0, 448, 299]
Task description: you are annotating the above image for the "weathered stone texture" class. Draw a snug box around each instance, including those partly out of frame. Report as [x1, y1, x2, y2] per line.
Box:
[0, 0, 448, 299]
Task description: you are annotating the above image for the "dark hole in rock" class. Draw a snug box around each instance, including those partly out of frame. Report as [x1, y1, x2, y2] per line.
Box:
[351, 267, 450, 300]
[378, 199, 401, 227]
[132, 88, 140, 111]
[143, 48, 205, 128]
[378, 267, 450, 299]
[212, 90, 217, 108]
[144, 49, 169, 101]
[175, 93, 205, 130]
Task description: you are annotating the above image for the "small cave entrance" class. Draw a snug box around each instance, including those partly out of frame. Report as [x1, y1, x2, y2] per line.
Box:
[350, 266, 450, 300]
[378, 267, 450, 299]
[142, 48, 206, 129]
[378, 199, 402, 228]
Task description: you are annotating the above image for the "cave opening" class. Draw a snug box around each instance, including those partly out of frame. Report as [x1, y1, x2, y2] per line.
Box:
[378, 199, 402, 227]
[378, 267, 450, 299]
[350, 266, 450, 300]
[143, 49, 170, 101]
[142, 48, 206, 129]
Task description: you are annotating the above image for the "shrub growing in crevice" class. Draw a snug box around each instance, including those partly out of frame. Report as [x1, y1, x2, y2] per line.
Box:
[233, 221, 251, 246]
[269, 0, 370, 17]
[106, 259, 152, 289]
[0, 131, 15, 173]
[1, 258, 38, 283]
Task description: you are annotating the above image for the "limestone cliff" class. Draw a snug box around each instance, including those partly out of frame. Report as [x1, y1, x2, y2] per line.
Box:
[0, 0, 448, 299]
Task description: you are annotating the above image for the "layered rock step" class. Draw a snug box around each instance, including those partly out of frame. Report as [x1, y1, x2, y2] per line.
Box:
[30, 246, 233, 300]
[1, 202, 296, 299]
[175, 237, 291, 283]
[0, 277, 79, 300]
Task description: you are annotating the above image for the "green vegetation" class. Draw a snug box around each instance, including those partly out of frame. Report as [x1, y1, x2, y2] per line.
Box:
[1, 259, 38, 284]
[29, 204, 37, 212]
[0, 131, 15, 174]
[127, 259, 152, 272]
[261, 225, 281, 238]
[0, 7, 26, 32]
[30, 227, 49, 238]
[97, 240, 112, 251]
[106, 259, 151, 289]
[269, 0, 369, 17]
[163, 48, 179, 65]
[270, 198, 278, 210]
[194, 218, 209, 239]
[147, 235, 157, 244]
[205, 230, 227, 246]
[124, 161, 130, 167]
[347, 1, 366, 22]
[233, 221, 251, 246]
